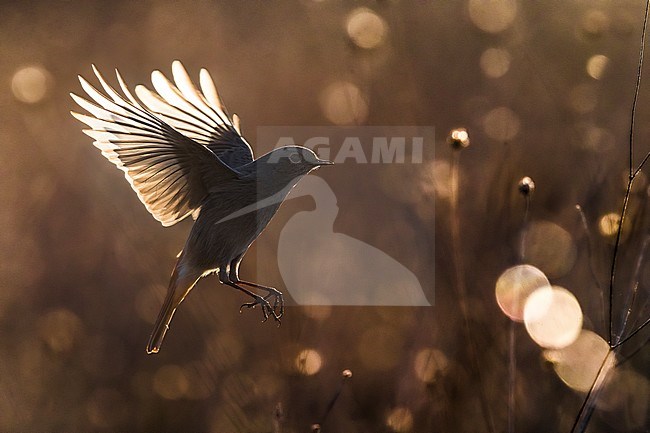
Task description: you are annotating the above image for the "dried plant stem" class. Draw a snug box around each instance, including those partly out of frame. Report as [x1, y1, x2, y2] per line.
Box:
[314, 371, 351, 430]
[575, 2, 650, 431]
[449, 150, 495, 433]
[608, 0, 650, 347]
[507, 192, 531, 433]
[615, 234, 650, 345]
[507, 319, 516, 433]
[518, 195, 530, 262]
[570, 349, 617, 433]
[608, 180, 633, 345]
[613, 315, 650, 349]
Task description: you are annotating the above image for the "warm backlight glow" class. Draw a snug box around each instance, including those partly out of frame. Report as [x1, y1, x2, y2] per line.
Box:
[524, 286, 583, 349]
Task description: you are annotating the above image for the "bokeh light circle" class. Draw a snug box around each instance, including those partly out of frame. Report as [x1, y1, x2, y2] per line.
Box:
[480, 48, 511, 78]
[295, 349, 323, 375]
[598, 212, 620, 238]
[414, 348, 449, 382]
[495, 265, 552, 321]
[576, 123, 615, 152]
[524, 221, 577, 278]
[524, 286, 583, 349]
[12, 65, 50, 104]
[346, 8, 387, 49]
[319, 81, 368, 125]
[543, 330, 610, 392]
[37, 308, 84, 353]
[568, 83, 598, 113]
[153, 364, 189, 399]
[483, 106, 520, 141]
[586, 54, 609, 80]
[468, 0, 517, 33]
[581, 9, 609, 36]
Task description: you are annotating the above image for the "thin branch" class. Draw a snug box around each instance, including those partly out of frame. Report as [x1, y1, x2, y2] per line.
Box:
[570, 349, 617, 433]
[575, 3, 650, 432]
[507, 324, 516, 433]
[610, 0, 650, 346]
[313, 370, 352, 430]
[608, 180, 634, 345]
[613, 315, 650, 349]
[630, 0, 650, 177]
[519, 194, 531, 262]
[618, 281, 640, 343]
[615, 331, 650, 366]
[508, 187, 531, 433]
[615, 232, 650, 345]
[633, 150, 650, 176]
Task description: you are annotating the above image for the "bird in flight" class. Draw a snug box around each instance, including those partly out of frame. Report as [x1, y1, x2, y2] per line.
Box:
[71, 60, 332, 354]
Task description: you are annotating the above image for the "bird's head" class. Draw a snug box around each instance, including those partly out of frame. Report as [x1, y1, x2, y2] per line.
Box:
[258, 146, 333, 179]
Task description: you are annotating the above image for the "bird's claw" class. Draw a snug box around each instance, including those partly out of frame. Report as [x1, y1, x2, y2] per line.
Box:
[239, 294, 282, 323]
[264, 290, 284, 320]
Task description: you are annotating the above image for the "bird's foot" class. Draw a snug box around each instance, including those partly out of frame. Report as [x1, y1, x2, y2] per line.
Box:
[263, 289, 284, 321]
[240, 294, 281, 323]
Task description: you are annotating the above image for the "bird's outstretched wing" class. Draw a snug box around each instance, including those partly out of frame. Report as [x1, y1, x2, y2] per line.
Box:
[71, 65, 240, 227]
[134, 60, 254, 168]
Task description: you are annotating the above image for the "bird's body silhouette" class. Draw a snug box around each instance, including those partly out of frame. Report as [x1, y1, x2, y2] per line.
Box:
[71, 60, 331, 354]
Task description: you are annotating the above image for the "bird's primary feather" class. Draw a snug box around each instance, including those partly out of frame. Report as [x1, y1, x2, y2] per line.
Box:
[136, 61, 255, 168]
[70, 61, 251, 226]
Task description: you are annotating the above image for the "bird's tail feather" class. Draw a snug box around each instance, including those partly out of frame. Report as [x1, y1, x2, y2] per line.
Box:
[146, 265, 199, 354]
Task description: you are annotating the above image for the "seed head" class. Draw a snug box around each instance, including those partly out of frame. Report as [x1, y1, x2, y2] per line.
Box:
[518, 176, 535, 196]
[447, 128, 470, 149]
[342, 369, 353, 378]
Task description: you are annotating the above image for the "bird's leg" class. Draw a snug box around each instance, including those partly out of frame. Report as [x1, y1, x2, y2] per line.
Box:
[228, 257, 284, 320]
[226, 280, 276, 322]
[219, 268, 278, 322]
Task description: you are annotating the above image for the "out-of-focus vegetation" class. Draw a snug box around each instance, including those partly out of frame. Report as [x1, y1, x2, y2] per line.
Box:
[0, 1, 648, 432]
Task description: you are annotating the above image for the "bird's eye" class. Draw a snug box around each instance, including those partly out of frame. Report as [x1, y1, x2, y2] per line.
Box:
[288, 152, 301, 163]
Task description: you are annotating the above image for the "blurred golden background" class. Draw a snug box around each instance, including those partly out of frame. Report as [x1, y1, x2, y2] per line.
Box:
[1, 0, 649, 432]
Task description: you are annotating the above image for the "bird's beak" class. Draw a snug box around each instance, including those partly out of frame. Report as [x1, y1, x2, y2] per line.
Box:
[317, 158, 334, 166]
